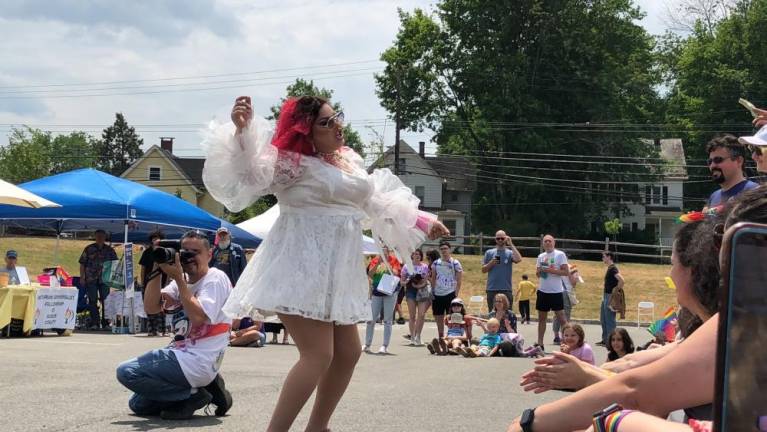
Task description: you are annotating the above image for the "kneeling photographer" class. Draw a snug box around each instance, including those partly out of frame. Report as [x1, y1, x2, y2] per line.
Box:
[116, 230, 234, 420]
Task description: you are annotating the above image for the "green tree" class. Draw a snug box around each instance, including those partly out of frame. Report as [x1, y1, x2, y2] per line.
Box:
[376, 2, 662, 236]
[94, 113, 144, 176]
[270, 78, 365, 157]
[0, 127, 97, 183]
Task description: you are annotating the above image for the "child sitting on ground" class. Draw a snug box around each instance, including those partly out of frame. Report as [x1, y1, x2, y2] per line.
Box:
[460, 318, 502, 357]
[427, 298, 475, 355]
[560, 322, 595, 365]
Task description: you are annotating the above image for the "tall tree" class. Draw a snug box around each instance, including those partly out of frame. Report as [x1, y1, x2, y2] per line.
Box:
[95, 113, 144, 176]
[376, 2, 662, 236]
[270, 78, 366, 157]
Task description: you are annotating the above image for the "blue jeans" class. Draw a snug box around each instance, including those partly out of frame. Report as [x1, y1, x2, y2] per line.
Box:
[600, 293, 616, 345]
[116, 349, 192, 415]
[365, 292, 397, 347]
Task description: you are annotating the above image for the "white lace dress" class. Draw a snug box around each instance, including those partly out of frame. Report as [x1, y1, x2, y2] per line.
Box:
[202, 115, 434, 324]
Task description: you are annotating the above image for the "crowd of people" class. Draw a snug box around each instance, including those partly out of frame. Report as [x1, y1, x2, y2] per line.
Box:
[106, 95, 767, 431]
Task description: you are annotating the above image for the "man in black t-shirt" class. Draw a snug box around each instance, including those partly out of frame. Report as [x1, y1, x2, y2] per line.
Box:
[138, 230, 167, 336]
[599, 252, 624, 346]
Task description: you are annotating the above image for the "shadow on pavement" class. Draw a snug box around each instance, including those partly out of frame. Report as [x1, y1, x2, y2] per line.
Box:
[112, 415, 223, 430]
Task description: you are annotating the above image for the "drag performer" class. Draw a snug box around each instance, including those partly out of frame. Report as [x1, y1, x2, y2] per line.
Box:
[202, 95, 448, 431]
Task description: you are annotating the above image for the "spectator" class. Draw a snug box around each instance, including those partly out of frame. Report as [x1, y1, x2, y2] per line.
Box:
[1, 250, 21, 285]
[116, 230, 234, 419]
[402, 248, 441, 342]
[607, 328, 635, 361]
[79, 229, 117, 330]
[739, 124, 767, 174]
[704, 134, 758, 212]
[430, 241, 463, 339]
[427, 298, 474, 355]
[599, 252, 624, 347]
[553, 263, 579, 343]
[481, 230, 522, 311]
[400, 248, 430, 346]
[515, 274, 536, 324]
[486, 292, 517, 334]
[138, 230, 166, 336]
[459, 318, 502, 358]
[534, 235, 569, 348]
[559, 322, 595, 365]
[264, 319, 290, 344]
[230, 316, 266, 347]
[363, 246, 402, 354]
[209, 227, 247, 287]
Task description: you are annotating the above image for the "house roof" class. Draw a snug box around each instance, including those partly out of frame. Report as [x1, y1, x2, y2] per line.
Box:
[641, 138, 688, 180]
[121, 145, 205, 193]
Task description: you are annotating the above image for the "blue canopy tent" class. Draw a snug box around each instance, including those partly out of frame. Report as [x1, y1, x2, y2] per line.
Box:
[0, 168, 261, 248]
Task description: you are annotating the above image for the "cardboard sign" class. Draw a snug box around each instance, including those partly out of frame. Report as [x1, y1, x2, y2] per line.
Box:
[33, 288, 78, 329]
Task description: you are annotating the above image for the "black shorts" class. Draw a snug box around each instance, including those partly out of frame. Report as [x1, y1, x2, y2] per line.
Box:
[432, 292, 456, 316]
[536, 291, 564, 312]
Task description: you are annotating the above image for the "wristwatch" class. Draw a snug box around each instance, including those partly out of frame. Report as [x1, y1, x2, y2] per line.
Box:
[520, 408, 536, 432]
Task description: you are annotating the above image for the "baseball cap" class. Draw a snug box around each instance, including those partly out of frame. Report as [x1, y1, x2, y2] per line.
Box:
[738, 124, 767, 147]
[6, 250, 17, 258]
[451, 297, 464, 305]
[216, 227, 230, 234]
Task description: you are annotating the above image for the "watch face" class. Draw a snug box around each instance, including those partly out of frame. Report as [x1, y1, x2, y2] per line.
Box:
[521, 408, 534, 425]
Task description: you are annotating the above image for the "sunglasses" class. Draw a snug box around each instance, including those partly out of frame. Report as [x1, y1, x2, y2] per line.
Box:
[707, 156, 735, 165]
[747, 144, 763, 156]
[495, 237, 505, 241]
[316, 111, 344, 129]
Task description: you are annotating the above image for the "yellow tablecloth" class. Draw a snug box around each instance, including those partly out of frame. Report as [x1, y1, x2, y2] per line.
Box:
[0, 284, 41, 334]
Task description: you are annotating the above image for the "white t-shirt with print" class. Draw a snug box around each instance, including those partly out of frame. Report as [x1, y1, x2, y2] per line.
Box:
[536, 249, 568, 294]
[431, 257, 463, 296]
[161, 267, 233, 388]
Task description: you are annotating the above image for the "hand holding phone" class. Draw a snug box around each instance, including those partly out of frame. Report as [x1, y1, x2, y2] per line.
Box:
[739, 98, 760, 119]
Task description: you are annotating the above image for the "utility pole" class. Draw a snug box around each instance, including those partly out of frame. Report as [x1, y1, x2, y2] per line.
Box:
[394, 71, 401, 176]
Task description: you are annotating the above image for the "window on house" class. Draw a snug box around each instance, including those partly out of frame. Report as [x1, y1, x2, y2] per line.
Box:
[645, 185, 651, 204]
[148, 166, 161, 181]
[414, 186, 425, 203]
[652, 186, 661, 204]
[623, 223, 631, 232]
[662, 186, 669, 205]
[397, 158, 407, 174]
[632, 222, 638, 231]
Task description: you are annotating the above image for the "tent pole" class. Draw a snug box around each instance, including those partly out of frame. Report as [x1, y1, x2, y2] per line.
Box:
[124, 221, 135, 334]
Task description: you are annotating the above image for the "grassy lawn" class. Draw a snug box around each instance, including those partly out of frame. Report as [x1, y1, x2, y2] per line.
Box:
[2, 236, 677, 323]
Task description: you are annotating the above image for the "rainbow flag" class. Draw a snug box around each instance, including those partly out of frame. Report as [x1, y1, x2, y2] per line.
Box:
[647, 306, 677, 341]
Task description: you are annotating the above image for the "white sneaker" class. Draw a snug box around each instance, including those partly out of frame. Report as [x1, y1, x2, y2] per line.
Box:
[409, 337, 415, 346]
[362, 344, 371, 353]
[377, 346, 389, 354]
[414, 336, 423, 346]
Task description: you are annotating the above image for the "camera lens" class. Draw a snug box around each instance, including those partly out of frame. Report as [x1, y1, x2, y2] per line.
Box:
[152, 247, 177, 264]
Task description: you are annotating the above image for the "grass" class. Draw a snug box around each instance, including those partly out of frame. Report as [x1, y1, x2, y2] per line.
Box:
[2, 236, 677, 323]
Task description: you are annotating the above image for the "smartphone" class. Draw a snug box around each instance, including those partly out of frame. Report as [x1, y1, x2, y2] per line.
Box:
[739, 98, 760, 119]
[714, 222, 767, 432]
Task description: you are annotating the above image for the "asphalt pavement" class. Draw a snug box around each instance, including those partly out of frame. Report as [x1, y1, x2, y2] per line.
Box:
[0, 321, 652, 432]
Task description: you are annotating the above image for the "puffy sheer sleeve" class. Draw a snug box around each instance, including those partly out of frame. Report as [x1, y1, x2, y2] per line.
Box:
[201, 115, 301, 212]
[361, 165, 437, 270]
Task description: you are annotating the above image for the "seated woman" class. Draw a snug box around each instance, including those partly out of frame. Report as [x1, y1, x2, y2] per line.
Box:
[520, 217, 720, 393]
[229, 316, 266, 347]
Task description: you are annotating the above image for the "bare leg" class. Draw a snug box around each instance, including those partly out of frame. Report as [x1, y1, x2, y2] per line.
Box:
[266, 314, 334, 432]
[554, 310, 567, 327]
[282, 328, 290, 344]
[406, 298, 417, 338]
[229, 329, 265, 346]
[537, 311, 548, 346]
[415, 301, 430, 339]
[305, 324, 361, 432]
[435, 315, 445, 338]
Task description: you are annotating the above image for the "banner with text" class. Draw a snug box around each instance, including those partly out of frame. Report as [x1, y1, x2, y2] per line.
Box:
[33, 288, 78, 329]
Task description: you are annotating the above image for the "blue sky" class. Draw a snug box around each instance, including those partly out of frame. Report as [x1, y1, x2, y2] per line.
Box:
[0, 0, 677, 157]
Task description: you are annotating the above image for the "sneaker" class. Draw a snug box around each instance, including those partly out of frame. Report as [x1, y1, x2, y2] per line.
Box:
[413, 336, 423, 346]
[426, 344, 436, 355]
[458, 347, 471, 358]
[204, 374, 233, 416]
[377, 346, 389, 354]
[362, 344, 372, 353]
[396, 317, 406, 325]
[430, 338, 441, 355]
[465, 348, 477, 358]
[438, 338, 448, 353]
[160, 388, 212, 420]
[408, 337, 415, 346]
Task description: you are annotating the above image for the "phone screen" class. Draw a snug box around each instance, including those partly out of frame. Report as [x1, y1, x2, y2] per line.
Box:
[717, 226, 767, 432]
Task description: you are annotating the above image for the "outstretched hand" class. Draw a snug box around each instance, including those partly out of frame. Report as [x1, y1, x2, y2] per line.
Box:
[519, 351, 598, 393]
[428, 220, 450, 240]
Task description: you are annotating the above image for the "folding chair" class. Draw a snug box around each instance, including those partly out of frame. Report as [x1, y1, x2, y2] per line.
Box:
[468, 295, 485, 315]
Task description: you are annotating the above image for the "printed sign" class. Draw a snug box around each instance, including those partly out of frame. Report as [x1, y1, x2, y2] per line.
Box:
[33, 288, 78, 329]
[124, 243, 134, 296]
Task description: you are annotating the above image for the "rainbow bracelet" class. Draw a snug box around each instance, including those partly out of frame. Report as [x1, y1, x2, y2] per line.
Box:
[593, 410, 635, 432]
